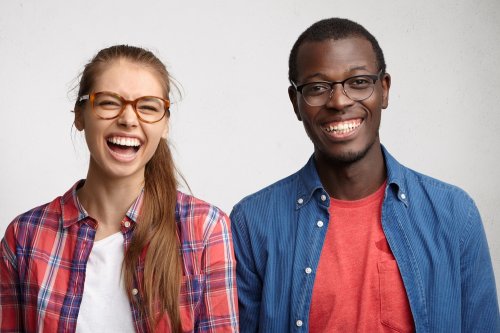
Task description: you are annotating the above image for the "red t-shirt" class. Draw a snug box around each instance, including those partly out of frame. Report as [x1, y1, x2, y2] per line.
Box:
[309, 182, 414, 332]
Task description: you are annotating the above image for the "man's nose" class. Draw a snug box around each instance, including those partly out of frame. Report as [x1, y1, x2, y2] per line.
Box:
[325, 83, 354, 110]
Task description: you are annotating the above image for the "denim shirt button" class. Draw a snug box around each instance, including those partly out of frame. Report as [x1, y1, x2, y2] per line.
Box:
[320, 194, 327, 201]
[317, 220, 324, 228]
[400, 193, 407, 200]
[297, 198, 304, 204]
[305, 267, 312, 274]
[296, 320, 303, 327]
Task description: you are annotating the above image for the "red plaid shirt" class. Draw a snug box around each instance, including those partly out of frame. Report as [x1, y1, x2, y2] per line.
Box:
[0, 181, 239, 332]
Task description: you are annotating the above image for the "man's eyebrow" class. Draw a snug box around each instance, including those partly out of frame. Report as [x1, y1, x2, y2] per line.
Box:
[348, 65, 368, 72]
[300, 73, 324, 82]
[299, 66, 370, 83]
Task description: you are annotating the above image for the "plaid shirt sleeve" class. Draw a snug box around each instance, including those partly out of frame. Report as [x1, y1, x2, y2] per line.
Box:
[198, 212, 239, 332]
[176, 192, 239, 332]
[0, 223, 23, 331]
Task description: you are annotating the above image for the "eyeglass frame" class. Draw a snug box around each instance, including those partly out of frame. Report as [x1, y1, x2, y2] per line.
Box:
[290, 69, 384, 106]
[78, 91, 170, 124]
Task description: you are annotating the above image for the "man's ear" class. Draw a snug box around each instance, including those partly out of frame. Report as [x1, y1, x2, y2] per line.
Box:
[381, 72, 391, 109]
[74, 108, 84, 131]
[288, 86, 302, 121]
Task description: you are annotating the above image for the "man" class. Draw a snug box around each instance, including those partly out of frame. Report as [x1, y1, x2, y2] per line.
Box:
[230, 18, 499, 332]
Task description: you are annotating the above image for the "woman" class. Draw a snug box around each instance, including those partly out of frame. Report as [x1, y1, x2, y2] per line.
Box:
[0, 45, 239, 332]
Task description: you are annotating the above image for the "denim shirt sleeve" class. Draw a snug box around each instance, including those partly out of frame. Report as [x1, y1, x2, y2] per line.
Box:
[459, 198, 499, 331]
[382, 147, 500, 332]
[230, 204, 261, 333]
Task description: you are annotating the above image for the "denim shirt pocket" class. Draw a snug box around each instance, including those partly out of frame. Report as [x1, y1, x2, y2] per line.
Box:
[378, 260, 415, 333]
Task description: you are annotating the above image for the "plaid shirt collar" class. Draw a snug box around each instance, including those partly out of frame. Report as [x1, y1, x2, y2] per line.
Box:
[60, 180, 143, 229]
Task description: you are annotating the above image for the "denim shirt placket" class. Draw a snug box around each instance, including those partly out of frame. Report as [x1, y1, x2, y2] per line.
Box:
[290, 186, 330, 331]
[380, 182, 430, 332]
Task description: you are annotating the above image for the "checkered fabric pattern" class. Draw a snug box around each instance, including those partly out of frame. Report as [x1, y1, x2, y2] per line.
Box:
[1, 181, 239, 332]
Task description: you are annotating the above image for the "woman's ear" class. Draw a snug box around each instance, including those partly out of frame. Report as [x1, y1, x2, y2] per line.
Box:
[161, 121, 169, 139]
[74, 108, 85, 131]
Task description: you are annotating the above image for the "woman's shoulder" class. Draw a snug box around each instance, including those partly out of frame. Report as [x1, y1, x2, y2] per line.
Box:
[4, 182, 81, 246]
[175, 191, 230, 244]
[176, 191, 228, 220]
[3, 196, 63, 250]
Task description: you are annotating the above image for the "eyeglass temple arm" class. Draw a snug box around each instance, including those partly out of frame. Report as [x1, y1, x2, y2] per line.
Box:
[289, 80, 300, 92]
[78, 95, 90, 103]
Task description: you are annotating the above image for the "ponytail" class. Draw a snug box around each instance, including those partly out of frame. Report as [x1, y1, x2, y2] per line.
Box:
[123, 139, 181, 331]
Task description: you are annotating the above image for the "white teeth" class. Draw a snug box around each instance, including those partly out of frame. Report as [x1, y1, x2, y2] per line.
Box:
[108, 136, 141, 147]
[325, 120, 361, 133]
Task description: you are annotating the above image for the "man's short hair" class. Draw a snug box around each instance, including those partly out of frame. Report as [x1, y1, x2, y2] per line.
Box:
[288, 18, 387, 83]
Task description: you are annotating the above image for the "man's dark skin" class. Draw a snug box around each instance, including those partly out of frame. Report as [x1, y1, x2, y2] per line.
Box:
[288, 36, 392, 200]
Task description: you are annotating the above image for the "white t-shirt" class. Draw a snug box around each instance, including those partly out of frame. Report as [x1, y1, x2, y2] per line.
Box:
[76, 232, 135, 333]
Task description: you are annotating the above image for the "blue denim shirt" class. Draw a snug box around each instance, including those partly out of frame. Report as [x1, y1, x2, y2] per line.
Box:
[230, 147, 499, 332]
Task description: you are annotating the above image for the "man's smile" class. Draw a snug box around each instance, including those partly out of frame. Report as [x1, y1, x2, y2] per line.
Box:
[322, 118, 363, 138]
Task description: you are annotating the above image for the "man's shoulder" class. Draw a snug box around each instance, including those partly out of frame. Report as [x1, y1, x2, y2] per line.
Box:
[392, 160, 476, 214]
[384, 147, 474, 204]
[402, 164, 472, 200]
[232, 169, 301, 212]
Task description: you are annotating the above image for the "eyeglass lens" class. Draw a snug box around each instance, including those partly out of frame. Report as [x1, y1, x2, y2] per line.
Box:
[301, 75, 376, 106]
[93, 93, 166, 122]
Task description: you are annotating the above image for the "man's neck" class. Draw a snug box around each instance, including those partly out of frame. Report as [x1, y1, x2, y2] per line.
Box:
[314, 143, 386, 201]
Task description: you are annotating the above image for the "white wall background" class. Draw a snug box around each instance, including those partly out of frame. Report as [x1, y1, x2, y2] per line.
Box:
[1, 1, 499, 296]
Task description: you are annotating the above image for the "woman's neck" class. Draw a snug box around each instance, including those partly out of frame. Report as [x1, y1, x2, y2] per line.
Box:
[77, 167, 144, 240]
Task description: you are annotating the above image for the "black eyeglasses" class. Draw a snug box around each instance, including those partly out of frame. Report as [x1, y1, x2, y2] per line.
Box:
[291, 70, 383, 106]
[78, 91, 170, 123]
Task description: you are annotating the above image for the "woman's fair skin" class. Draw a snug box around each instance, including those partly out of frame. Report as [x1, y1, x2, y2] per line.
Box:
[75, 59, 169, 241]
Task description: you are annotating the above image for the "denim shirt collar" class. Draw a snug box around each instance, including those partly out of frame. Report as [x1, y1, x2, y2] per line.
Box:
[296, 145, 409, 209]
[295, 155, 326, 210]
[382, 146, 410, 206]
